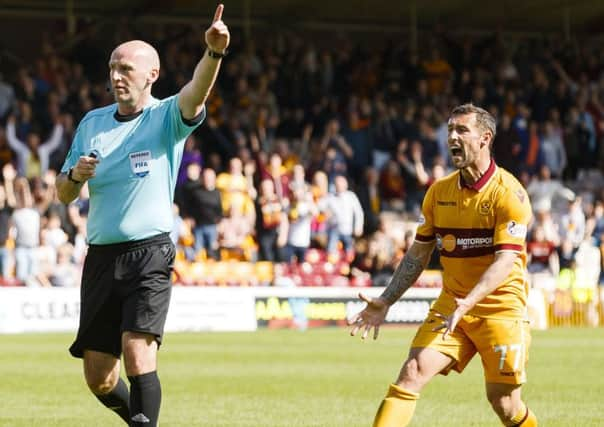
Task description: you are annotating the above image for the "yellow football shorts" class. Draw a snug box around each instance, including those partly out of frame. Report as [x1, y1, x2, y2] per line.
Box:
[411, 310, 531, 384]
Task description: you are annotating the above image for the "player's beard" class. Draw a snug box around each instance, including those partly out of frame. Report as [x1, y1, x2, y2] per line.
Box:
[450, 146, 467, 169]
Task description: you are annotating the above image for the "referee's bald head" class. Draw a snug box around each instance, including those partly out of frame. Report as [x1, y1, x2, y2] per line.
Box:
[110, 40, 160, 73]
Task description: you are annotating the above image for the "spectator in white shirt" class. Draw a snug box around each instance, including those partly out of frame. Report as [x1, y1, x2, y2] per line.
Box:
[287, 164, 317, 263]
[526, 164, 574, 215]
[11, 177, 41, 283]
[559, 196, 586, 249]
[326, 175, 364, 259]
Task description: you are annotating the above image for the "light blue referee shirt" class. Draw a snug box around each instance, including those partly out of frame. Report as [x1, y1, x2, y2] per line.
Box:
[61, 95, 204, 244]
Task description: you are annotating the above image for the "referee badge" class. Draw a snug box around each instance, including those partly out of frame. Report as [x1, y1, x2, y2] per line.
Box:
[129, 150, 151, 177]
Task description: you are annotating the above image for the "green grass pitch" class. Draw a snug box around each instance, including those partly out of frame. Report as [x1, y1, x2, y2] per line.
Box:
[0, 327, 600, 426]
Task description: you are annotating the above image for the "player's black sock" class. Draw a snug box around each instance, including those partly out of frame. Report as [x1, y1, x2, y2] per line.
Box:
[95, 377, 130, 423]
[128, 371, 161, 426]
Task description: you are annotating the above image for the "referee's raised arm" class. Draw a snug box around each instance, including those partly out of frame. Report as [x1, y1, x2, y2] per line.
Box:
[178, 3, 230, 120]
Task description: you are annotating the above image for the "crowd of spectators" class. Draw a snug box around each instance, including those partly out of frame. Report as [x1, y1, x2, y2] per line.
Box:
[0, 22, 602, 294]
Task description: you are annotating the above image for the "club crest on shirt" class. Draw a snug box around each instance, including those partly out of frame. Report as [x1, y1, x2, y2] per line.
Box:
[479, 200, 492, 215]
[129, 150, 151, 178]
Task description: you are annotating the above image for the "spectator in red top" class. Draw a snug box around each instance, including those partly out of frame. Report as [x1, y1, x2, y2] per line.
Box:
[527, 225, 559, 275]
[378, 159, 405, 212]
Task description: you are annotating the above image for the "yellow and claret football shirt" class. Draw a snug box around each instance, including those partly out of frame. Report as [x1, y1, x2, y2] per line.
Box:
[416, 159, 533, 319]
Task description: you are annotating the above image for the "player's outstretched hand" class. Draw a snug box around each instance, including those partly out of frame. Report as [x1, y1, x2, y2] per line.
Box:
[431, 297, 472, 340]
[205, 4, 230, 54]
[348, 292, 389, 340]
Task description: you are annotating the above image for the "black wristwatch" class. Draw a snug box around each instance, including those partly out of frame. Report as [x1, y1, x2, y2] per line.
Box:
[68, 168, 82, 184]
[207, 49, 227, 59]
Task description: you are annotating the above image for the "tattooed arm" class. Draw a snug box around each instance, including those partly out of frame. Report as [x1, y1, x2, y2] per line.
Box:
[349, 240, 436, 340]
[380, 241, 436, 305]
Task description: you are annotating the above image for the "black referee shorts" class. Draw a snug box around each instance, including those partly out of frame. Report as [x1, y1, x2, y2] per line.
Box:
[69, 233, 175, 359]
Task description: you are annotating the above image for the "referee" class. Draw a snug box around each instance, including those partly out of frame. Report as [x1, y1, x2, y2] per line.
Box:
[56, 5, 229, 426]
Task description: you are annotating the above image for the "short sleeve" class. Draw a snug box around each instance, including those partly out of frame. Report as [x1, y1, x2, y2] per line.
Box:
[167, 95, 205, 142]
[60, 125, 84, 174]
[415, 183, 436, 242]
[493, 186, 532, 253]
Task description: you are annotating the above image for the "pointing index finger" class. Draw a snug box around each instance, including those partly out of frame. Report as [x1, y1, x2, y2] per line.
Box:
[213, 3, 224, 23]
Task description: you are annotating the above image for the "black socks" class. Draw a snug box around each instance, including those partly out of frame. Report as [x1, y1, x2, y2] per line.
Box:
[128, 371, 161, 426]
[95, 377, 130, 423]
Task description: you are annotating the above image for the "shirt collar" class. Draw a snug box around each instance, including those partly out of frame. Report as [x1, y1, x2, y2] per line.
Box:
[459, 158, 496, 192]
[114, 109, 143, 122]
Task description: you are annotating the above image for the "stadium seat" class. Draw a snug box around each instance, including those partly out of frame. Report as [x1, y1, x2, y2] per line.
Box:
[0, 277, 23, 287]
[255, 261, 274, 286]
[229, 261, 256, 286]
